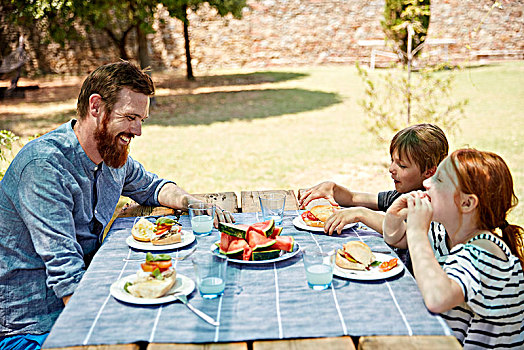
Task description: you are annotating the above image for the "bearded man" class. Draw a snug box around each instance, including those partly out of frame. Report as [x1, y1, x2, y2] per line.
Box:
[0, 61, 233, 350]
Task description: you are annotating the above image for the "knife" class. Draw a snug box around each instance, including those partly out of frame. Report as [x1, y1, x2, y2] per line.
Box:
[175, 294, 220, 327]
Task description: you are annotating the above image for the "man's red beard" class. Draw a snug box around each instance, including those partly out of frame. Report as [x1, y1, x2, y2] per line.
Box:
[94, 114, 131, 168]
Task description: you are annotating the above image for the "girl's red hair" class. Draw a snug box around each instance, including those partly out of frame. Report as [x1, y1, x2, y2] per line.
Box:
[449, 149, 523, 267]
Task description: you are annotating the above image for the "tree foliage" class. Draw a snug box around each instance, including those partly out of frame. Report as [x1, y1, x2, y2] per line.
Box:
[358, 0, 467, 146]
[357, 62, 467, 143]
[4, 0, 247, 79]
[0, 130, 19, 180]
[381, 0, 430, 63]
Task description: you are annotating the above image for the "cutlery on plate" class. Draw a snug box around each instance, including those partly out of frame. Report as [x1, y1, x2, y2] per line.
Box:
[123, 247, 196, 262]
[371, 249, 392, 254]
[175, 294, 220, 327]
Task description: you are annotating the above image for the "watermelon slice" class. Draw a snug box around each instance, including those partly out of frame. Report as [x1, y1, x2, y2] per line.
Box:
[269, 226, 283, 239]
[248, 219, 275, 237]
[252, 249, 281, 261]
[272, 235, 294, 252]
[243, 246, 253, 261]
[246, 229, 276, 250]
[219, 232, 235, 254]
[225, 237, 249, 255]
[218, 222, 249, 239]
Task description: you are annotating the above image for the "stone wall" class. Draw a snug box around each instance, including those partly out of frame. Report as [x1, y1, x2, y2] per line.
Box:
[3, 0, 523, 75]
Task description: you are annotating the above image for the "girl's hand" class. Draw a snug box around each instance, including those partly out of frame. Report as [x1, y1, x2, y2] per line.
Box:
[323, 207, 360, 235]
[406, 191, 433, 236]
[386, 192, 415, 221]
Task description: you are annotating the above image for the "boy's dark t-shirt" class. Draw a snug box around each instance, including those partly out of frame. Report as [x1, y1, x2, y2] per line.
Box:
[378, 190, 402, 212]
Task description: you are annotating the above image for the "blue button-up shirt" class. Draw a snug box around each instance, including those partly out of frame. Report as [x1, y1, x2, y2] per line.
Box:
[0, 120, 172, 336]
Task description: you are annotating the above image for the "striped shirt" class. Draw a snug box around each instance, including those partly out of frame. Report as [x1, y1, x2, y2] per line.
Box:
[428, 223, 524, 349]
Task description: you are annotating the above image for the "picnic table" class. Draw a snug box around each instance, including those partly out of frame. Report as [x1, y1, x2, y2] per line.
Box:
[43, 190, 461, 350]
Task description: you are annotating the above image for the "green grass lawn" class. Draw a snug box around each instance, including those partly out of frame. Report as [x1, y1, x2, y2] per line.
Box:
[1, 61, 523, 225]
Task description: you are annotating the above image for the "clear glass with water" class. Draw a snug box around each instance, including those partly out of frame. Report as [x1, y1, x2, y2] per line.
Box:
[188, 203, 215, 236]
[192, 252, 227, 299]
[259, 193, 286, 224]
[303, 248, 335, 290]
[191, 215, 213, 234]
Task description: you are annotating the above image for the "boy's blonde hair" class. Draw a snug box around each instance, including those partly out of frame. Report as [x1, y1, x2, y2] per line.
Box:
[390, 124, 449, 172]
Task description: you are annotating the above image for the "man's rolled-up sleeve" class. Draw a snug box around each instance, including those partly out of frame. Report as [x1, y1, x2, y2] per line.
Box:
[121, 156, 175, 206]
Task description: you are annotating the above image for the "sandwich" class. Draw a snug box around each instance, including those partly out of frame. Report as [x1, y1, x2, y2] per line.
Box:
[301, 204, 339, 227]
[335, 241, 376, 271]
[131, 218, 155, 242]
[131, 217, 182, 245]
[125, 253, 177, 298]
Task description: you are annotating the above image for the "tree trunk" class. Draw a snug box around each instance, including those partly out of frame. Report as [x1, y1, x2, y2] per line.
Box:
[136, 25, 151, 69]
[136, 24, 156, 106]
[182, 4, 194, 81]
[103, 27, 131, 60]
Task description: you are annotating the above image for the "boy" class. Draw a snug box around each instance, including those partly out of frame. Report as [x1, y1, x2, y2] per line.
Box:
[299, 123, 449, 235]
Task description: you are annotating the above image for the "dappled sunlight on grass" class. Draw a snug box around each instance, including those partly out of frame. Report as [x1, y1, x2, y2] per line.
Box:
[151, 88, 342, 126]
[155, 71, 308, 90]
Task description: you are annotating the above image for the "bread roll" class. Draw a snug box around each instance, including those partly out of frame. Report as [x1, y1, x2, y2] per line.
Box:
[342, 241, 376, 266]
[131, 218, 155, 242]
[127, 270, 176, 298]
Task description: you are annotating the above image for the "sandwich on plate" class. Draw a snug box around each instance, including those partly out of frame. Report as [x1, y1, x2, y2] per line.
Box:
[131, 217, 182, 245]
[301, 204, 339, 227]
[125, 253, 176, 298]
[335, 241, 376, 271]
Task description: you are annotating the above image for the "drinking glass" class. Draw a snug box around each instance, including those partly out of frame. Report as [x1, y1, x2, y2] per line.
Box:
[192, 251, 227, 299]
[188, 203, 215, 236]
[259, 193, 286, 224]
[302, 247, 335, 290]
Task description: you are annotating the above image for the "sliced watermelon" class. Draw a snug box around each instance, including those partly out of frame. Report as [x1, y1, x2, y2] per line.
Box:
[246, 229, 276, 250]
[252, 249, 281, 261]
[225, 237, 249, 255]
[219, 232, 235, 254]
[218, 222, 249, 239]
[272, 235, 294, 252]
[243, 246, 253, 261]
[269, 226, 283, 239]
[249, 219, 275, 237]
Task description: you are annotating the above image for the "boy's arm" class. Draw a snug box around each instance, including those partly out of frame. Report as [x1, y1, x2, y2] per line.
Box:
[299, 181, 379, 210]
[346, 191, 379, 210]
[324, 207, 385, 235]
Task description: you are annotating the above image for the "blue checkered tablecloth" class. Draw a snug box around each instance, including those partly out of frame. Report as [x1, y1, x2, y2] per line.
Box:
[44, 211, 451, 348]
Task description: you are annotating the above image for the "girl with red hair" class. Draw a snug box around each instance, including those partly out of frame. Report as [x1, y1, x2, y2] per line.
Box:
[383, 148, 523, 348]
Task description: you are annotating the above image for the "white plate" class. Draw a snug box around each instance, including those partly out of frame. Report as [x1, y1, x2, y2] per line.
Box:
[110, 273, 195, 305]
[126, 230, 195, 251]
[210, 240, 301, 264]
[292, 216, 357, 232]
[333, 252, 404, 280]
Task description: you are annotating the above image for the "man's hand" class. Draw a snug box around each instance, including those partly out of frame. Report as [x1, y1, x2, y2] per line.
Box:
[298, 181, 338, 209]
[186, 197, 235, 228]
[214, 206, 235, 227]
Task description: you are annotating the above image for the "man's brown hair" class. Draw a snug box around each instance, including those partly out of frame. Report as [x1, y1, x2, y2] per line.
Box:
[389, 123, 449, 172]
[76, 61, 155, 120]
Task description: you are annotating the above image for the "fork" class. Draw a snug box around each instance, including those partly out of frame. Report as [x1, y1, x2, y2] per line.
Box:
[122, 246, 196, 262]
